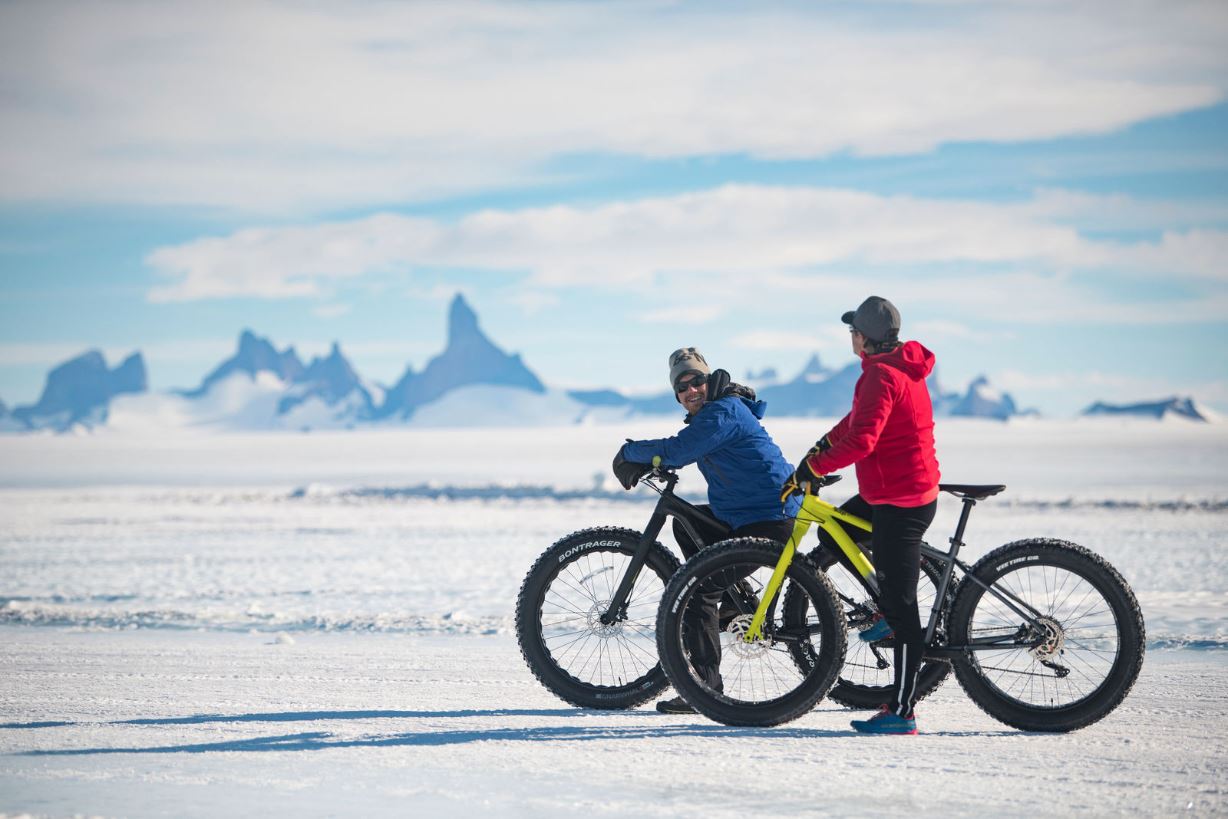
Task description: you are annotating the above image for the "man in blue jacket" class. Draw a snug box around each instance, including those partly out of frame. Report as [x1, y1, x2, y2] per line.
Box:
[614, 347, 800, 713]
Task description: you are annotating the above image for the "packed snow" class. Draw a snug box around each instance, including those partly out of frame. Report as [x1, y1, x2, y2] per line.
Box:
[1, 418, 1225, 816]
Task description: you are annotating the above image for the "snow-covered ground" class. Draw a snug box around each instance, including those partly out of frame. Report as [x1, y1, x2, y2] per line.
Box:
[1, 418, 1226, 816]
[3, 629, 1224, 817]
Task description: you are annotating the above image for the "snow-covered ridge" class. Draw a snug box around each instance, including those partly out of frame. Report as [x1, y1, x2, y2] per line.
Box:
[6, 293, 1131, 434]
[0, 600, 506, 637]
[1083, 396, 1217, 422]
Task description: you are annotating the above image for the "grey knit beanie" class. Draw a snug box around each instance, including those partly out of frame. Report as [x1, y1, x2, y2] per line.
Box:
[668, 347, 710, 389]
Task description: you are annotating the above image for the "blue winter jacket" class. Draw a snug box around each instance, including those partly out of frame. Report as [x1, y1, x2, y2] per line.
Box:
[622, 395, 800, 530]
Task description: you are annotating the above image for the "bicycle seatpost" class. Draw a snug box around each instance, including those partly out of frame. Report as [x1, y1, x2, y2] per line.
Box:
[950, 497, 976, 555]
[924, 497, 978, 647]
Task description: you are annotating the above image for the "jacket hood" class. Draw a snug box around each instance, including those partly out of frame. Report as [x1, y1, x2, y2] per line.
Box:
[742, 395, 767, 419]
[684, 393, 766, 424]
[864, 340, 934, 381]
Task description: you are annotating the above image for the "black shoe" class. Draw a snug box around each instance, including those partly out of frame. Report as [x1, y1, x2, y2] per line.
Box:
[655, 696, 696, 714]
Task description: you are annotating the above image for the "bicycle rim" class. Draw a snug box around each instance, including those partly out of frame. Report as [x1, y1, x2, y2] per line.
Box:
[668, 551, 840, 713]
[539, 547, 665, 689]
[962, 560, 1123, 709]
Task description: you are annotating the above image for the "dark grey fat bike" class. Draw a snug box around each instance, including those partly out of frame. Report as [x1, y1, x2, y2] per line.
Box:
[514, 465, 845, 710]
[657, 475, 1148, 730]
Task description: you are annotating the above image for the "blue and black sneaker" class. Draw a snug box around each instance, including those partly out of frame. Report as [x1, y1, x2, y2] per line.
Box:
[851, 706, 917, 735]
[858, 615, 894, 643]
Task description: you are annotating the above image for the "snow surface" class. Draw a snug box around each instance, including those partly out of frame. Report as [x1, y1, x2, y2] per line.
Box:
[1, 418, 1226, 816]
[2, 630, 1224, 817]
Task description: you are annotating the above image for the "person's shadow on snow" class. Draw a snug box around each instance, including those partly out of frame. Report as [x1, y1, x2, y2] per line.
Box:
[14, 708, 1017, 755]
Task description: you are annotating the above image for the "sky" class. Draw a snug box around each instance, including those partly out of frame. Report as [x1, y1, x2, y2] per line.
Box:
[1, 0, 1226, 417]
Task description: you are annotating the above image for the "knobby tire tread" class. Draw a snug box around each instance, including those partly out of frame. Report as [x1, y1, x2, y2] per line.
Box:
[949, 538, 1145, 732]
[656, 537, 847, 727]
[515, 526, 679, 710]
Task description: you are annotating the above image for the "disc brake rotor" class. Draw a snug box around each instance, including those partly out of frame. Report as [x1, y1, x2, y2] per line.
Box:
[586, 600, 623, 638]
[725, 614, 770, 659]
[1028, 615, 1066, 660]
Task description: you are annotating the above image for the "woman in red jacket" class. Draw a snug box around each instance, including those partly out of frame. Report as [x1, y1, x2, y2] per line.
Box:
[791, 296, 941, 735]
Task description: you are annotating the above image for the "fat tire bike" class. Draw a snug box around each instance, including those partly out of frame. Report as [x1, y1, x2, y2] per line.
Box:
[515, 465, 763, 709]
[657, 475, 1146, 731]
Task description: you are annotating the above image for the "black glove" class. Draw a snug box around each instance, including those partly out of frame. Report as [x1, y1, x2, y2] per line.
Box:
[781, 451, 822, 503]
[793, 454, 820, 487]
[806, 435, 833, 458]
[612, 446, 651, 490]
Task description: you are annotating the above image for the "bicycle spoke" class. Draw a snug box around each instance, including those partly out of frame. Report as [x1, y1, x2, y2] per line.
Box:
[967, 559, 1124, 709]
[537, 545, 668, 689]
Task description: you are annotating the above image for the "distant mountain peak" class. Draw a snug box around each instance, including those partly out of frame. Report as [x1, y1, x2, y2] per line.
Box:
[277, 341, 373, 418]
[11, 348, 147, 430]
[378, 293, 546, 419]
[951, 374, 1016, 420]
[799, 353, 826, 377]
[1083, 396, 1212, 422]
[188, 330, 305, 396]
[448, 294, 482, 347]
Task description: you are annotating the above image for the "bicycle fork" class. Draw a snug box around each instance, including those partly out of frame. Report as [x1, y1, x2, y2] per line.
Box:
[598, 508, 669, 626]
[742, 515, 811, 641]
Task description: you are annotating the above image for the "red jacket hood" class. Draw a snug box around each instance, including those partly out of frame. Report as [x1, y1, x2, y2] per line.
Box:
[862, 340, 934, 381]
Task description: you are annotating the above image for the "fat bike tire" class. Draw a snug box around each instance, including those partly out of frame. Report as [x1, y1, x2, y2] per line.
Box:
[783, 536, 952, 710]
[655, 538, 847, 727]
[949, 539, 1145, 732]
[516, 527, 679, 709]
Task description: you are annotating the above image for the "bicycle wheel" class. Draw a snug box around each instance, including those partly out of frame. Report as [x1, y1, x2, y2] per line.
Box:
[656, 538, 846, 727]
[516, 527, 679, 709]
[949, 539, 1145, 732]
[784, 534, 952, 709]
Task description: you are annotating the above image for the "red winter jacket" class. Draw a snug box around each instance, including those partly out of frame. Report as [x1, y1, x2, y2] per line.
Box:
[807, 340, 940, 507]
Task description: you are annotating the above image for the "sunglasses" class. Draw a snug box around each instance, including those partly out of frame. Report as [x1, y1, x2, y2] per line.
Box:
[674, 373, 708, 392]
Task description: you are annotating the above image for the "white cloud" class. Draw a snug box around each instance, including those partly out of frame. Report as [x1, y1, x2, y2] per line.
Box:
[507, 290, 561, 315]
[0, 1, 1224, 212]
[312, 303, 352, 319]
[639, 305, 726, 325]
[911, 320, 998, 343]
[730, 331, 825, 351]
[143, 184, 1228, 324]
[1025, 189, 1228, 232]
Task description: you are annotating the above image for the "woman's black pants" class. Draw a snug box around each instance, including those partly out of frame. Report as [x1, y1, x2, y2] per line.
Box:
[840, 494, 937, 717]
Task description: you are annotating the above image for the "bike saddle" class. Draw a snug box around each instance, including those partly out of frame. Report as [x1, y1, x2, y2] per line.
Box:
[939, 483, 1006, 500]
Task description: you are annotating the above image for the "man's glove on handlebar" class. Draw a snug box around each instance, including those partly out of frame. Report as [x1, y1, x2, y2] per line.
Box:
[612, 447, 652, 490]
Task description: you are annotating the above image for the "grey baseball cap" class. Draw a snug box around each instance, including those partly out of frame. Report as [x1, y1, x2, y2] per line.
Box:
[842, 296, 901, 343]
[668, 347, 710, 388]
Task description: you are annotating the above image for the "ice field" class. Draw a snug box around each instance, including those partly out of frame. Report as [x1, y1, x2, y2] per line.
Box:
[1, 418, 1226, 816]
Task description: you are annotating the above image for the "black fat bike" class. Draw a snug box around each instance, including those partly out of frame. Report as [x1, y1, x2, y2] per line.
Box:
[514, 465, 846, 710]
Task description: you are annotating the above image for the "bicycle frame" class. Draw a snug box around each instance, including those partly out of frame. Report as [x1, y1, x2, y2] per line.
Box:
[745, 489, 1055, 656]
[598, 470, 729, 626]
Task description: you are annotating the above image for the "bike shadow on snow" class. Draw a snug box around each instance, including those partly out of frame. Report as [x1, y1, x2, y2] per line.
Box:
[1, 709, 595, 730]
[19, 709, 1017, 755]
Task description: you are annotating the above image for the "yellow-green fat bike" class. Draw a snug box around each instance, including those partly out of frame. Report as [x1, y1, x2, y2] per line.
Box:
[515, 463, 1144, 732]
[655, 471, 1146, 731]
